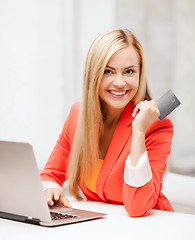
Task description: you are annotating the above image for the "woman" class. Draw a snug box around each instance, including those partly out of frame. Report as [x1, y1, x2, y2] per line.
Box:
[40, 28, 174, 217]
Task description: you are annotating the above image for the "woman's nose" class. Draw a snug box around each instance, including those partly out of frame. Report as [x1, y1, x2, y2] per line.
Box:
[113, 74, 126, 88]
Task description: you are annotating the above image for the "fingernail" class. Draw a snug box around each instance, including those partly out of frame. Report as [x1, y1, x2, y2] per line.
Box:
[55, 196, 59, 200]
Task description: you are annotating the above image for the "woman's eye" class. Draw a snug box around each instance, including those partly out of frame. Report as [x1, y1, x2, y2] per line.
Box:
[125, 69, 134, 74]
[104, 69, 113, 74]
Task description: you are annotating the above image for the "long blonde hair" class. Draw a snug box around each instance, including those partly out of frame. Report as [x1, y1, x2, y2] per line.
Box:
[68, 29, 151, 199]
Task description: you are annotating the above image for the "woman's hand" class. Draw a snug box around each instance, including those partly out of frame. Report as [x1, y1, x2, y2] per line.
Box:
[132, 100, 160, 133]
[44, 188, 72, 208]
[130, 100, 160, 166]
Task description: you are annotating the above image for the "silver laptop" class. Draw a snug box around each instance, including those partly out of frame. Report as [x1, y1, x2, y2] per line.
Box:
[0, 141, 106, 227]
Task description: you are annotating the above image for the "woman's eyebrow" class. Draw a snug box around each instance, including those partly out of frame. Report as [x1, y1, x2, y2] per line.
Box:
[124, 65, 138, 70]
[105, 65, 138, 70]
[105, 65, 115, 70]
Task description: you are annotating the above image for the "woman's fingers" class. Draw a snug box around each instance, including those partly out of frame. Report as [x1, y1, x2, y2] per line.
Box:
[132, 101, 143, 117]
[132, 99, 160, 132]
[53, 188, 72, 208]
[60, 195, 72, 208]
[53, 188, 60, 201]
[44, 188, 72, 208]
[45, 189, 55, 206]
[132, 100, 159, 118]
[148, 100, 160, 116]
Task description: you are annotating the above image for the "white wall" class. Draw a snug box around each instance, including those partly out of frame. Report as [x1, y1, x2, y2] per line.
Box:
[170, 0, 195, 173]
[0, 0, 116, 170]
[65, 0, 116, 105]
[0, 0, 66, 169]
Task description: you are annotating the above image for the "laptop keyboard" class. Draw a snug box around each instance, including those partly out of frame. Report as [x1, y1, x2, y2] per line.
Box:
[50, 211, 78, 221]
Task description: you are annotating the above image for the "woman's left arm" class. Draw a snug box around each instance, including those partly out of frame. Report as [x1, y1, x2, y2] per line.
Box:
[123, 100, 173, 217]
[130, 100, 160, 166]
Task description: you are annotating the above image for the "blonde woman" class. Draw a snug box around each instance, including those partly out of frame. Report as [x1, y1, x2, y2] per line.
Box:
[40, 29, 174, 217]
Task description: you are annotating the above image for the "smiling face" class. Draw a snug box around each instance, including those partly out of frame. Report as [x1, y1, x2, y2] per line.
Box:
[99, 45, 140, 114]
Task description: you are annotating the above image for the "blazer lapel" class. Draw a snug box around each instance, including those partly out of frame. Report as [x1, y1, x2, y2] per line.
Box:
[96, 101, 135, 200]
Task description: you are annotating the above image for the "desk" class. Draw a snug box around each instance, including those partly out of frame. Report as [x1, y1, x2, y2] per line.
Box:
[0, 197, 195, 240]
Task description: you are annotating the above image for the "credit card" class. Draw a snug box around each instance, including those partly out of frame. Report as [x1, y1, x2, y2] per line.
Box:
[156, 89, 181, 121]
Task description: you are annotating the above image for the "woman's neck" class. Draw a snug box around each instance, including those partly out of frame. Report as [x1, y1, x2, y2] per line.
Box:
[101, 104, 125, 127]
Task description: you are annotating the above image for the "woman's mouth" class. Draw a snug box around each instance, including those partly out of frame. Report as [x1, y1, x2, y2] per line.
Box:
[108, 90, 129, 97]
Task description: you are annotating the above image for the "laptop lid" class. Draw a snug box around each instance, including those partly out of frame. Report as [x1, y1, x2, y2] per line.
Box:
[0, 141, 52, 223]
[0, 141, 106, 226]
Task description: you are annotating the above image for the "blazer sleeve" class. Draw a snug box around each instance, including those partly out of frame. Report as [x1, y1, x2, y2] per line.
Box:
[122, 117, 173, 217]
[40, 102, 80, 187]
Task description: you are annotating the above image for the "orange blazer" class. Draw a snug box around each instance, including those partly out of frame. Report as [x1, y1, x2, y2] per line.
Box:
[40, 101, 174, 217]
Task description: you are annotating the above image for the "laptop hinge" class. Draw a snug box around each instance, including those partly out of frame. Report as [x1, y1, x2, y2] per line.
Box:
[25, 216, 40, 225]
[0, 211, 40, 225]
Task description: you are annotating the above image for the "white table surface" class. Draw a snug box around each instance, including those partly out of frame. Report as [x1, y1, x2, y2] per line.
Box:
[0, 197, 195, 240]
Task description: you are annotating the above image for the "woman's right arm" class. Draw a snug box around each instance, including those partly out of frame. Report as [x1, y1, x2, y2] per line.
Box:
[40, 102, 80, 207]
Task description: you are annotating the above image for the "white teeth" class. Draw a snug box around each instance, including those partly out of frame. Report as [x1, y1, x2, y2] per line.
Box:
[110, 91, 126, 96]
